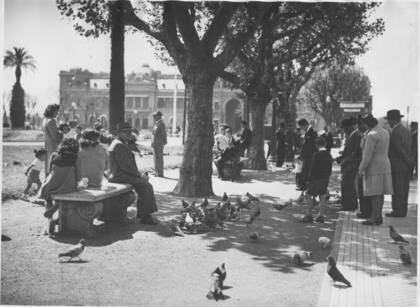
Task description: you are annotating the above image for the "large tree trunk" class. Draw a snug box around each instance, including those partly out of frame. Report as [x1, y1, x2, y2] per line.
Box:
[173, 72, 216, 197]
[10, 82, 25, 129]
[246, 98, 268, 170]
[109, 0, 125, 133]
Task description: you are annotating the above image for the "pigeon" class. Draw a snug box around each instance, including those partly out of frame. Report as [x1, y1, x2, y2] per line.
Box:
[181, 199, 189, 209]
[212, 263, 226, 286]
[389, 226, 409, 244]
[185, 212, 194, 225]
[170, 224, 185, 237]
[327, 256, 351, 287]
[399, 245, 411, 264]
[200, 198, 209, 210]
[319, 237, 331, 249]
[249, 231, 260, 241]
[236, 195, 251, 210]
[58, 239, 85, 261]
[246, 192, 259, 202]
[12, 160, 22, 166]
[222, 192, 228, 202]
[206, 273, 224, 301]
[245, 207, 261, 227]
[293, 251, 312, 265]
[1, 234, 11, 242]
[273, 202, 291, 211]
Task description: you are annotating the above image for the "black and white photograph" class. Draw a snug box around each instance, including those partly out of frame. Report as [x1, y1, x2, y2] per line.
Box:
[1, 0, 418, 306]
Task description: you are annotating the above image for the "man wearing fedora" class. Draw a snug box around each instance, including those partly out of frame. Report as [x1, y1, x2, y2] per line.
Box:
[151, 111, 167, 177]
[335, 117, 361, 211]
[108, 122, 158, 225]
[386, 109, 413, 217]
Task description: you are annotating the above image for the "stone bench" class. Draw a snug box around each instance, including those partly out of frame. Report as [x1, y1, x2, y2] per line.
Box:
[51, 182, 135, 236]
[223, 157, 248, 180]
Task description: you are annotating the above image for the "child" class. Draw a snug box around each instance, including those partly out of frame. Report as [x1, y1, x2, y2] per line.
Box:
[293, 155, 303, 191]
[76, 129, 109, 187]
[299, 136, 333, 223]
[38, 138, 79, 235]
[24, 148, 47, 194]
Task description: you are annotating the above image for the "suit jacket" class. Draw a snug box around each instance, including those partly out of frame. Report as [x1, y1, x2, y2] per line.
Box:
[108, 138, 141, 182]
[240, 127, 252, 148]
[301, 126, 317, 161]
[389, 124, 412, 172]
[338, 129, 362, 174]
[152, 119, 167, 148]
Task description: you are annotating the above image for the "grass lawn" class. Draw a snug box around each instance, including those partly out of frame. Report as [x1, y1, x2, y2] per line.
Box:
[2, 144, 183, 200]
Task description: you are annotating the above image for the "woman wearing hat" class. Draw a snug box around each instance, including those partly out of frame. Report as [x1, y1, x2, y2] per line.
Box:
[358, 114, 393, 225]
[76, 129, 109, 187]
[42, 104, 63, 176]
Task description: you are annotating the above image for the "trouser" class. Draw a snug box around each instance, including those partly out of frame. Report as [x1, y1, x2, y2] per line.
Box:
[276, 146, 285, 167]
[357, 175, 371, 216]
[111, 176, 158, 218]
[300, 159, 312, 190]
[341, 171, 358, 210]
[391, 170, 411, 217]
[153, 146, 164, 177]
[368, 195, 384, 222]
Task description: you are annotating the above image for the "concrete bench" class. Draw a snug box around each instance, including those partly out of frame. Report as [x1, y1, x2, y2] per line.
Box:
[51, 182, 135, 236]
[223, 157, 248, 180]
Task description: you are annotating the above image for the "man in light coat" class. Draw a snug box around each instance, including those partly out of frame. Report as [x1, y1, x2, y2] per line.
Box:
[386, 109, 413, 217]
[151, 111, 167, 177]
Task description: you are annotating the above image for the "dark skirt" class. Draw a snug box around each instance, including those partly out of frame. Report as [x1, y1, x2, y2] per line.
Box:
[306, 178, 329, 197]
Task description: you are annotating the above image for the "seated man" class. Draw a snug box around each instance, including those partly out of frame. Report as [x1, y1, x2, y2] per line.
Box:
[108, 122, 158, 225]
[215, 126, 239, 179]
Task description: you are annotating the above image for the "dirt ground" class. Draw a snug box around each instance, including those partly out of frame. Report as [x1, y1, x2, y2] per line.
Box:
[1, 166, 343, 306]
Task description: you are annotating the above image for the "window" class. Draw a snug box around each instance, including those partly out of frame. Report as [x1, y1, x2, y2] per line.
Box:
[135, 97, 141, 108]
[214, 101, 219, 109]
[157, 98, 165, 108]
[177, 98, 184, 108]
[126, 97, 133, 108]
[142, 97, 149, 109]
[134, 118, 141, 129]
[142, 118, 148, 129]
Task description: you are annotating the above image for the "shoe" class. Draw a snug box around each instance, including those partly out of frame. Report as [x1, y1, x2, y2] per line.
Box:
[385, 212, 404, 217]
[48, 218, 56, 234]
[315, 215, 325, 223]
[299, 215, 313, 223]
[357, 212, 370, 219]
[43, 204, 58, 218]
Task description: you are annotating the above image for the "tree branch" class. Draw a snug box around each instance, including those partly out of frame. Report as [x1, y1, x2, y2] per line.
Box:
[172, 2, 201, 51]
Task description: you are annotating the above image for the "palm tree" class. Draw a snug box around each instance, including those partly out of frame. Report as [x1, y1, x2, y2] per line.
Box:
[3, 47, 36, 128]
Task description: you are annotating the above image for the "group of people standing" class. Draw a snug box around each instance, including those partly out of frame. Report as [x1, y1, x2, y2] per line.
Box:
[26, 104, 170, 234]
[337, 109, 415, 225]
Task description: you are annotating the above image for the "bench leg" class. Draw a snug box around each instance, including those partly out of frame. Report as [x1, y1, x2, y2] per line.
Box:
[59, 201, 103, 235]
[100, 191, 136, 223]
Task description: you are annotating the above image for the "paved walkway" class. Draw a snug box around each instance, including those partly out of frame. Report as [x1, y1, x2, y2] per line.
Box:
[317, 183, 417, 307]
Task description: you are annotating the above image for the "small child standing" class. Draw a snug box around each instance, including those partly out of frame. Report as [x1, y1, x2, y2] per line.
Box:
[38, 138, 79, 235]
[299, 136, 333, 223]
[24, 148, 47, 194]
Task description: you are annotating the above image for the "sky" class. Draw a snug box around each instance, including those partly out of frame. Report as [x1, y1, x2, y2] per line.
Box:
[1, 0, 419, 120]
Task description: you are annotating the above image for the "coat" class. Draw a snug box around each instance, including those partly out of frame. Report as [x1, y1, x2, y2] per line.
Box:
[108, 138, 141, 182]
[338, 129, 362, 174]
[301, 127, 317, 161]
[42, 118, 63, 172]
[388, 124, 412, 173]
[358, 125, 393, 196]
[151, 119, 167, 149]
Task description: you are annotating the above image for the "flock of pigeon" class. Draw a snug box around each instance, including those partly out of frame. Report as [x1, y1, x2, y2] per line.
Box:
[53, 195, 413, 301]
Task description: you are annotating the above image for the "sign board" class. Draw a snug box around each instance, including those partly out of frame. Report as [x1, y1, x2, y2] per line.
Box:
[343, 108, 361, 113]
[340, 103, 365, 108]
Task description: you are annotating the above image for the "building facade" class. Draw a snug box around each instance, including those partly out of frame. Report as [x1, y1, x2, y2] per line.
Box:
[59, 66, 245, 133]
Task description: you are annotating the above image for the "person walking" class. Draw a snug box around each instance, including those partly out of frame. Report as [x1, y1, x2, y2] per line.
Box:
[385, 109, 413, 217]
[358, 114, 393, 225]
[297, 119, 318, 191]
[410, 121, 418, 179]
[239, 121, 252, 157]
[151, 111, 167, 177]
[336, 118, 360, 211]
[108, 122, 158, 225]
[41, 104, 63, 176]
[276, 123, 286, 167]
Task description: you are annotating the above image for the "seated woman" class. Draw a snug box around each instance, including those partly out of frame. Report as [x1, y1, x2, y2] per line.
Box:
[38, 138, 79, 235]
[76, 129, 109, 187]
[216, 127, 240, 179]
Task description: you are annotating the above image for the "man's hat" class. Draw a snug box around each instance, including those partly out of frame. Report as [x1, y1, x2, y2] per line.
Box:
[116, 122, 132, 132]
[297, 118, 308, 127]
[152, 111, 163, 117]
[385, 109, 404, 120]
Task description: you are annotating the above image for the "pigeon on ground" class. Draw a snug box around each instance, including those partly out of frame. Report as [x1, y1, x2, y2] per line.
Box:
[13, 161, 22, 166]
[170, 224, 185, 237]
[206, 273, 224, 301]
[319, 237, 331, 249]
[58, 239, 85, 261]
[246, 207, 261, 227]
[212, 263, 226, 286]
[1, 234, 11, 241]
[246, 192, 259, 202]
[200, 198, 209, 210]
[327, 256, 351, 287]
[249, 231, 260, 241]
[273, 200, 292, 211]
[389, 226, 409, 244]
[399, 245, 411, 264]
[181, 199, 189, 209]
[293, 251, 312, 265]
[236, 196, 251, 210]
